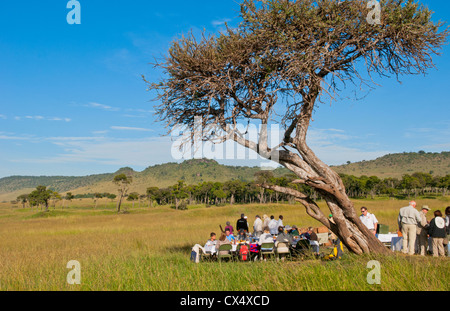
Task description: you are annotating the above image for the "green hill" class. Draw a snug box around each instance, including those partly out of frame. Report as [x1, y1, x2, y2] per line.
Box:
[331, 151, 450, 178]
[0, 159, 288, 202]
[1, 152, 449, 202]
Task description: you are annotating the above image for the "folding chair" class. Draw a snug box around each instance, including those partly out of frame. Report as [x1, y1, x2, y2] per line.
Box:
[275, 242, 291, 261]
[217, 244, 233, 262]
[200, 248, 215, 262]
[260, 242, 275, 261]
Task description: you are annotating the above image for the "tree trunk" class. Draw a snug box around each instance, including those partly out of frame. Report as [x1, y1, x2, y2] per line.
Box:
[116, 195, 123, 213]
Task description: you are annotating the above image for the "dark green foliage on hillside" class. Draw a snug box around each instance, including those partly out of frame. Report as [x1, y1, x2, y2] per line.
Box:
[1, 152, 449, 198]
[0, 173, 114, 194]
[140, 159, 288, 185]
[332, 151, 450, 178]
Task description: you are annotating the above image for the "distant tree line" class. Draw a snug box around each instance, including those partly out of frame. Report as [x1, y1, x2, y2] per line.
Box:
[13, 171, 450, 211]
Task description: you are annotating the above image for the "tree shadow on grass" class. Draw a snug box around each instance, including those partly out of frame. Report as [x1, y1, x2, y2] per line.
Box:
[167, 244, 193, 255]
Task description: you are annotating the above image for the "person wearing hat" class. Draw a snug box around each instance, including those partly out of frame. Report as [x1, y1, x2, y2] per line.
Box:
[428, 210, 447, 257]
[416, 205, 430, 256]
[290, 225, 300, 236]
[398, 201, 422, 255]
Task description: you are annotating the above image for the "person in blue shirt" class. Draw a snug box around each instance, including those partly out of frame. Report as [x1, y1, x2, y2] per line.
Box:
[225, 228, 236, 243]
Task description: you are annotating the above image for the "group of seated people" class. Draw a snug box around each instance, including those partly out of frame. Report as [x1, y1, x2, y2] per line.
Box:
[202, 223, 321, 258]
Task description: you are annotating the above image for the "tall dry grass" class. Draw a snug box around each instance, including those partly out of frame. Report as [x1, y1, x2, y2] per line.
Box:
[0, 198, 449, 291]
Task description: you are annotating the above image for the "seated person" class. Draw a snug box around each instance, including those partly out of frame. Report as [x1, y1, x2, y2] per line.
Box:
[322, 238, 344, 261]
[307, 227, 320, 255]
[290, 225, 300, 237]
[203, 232, 217, 253]
[225, 228, 236, 243]
[237, 228, 249, 243]
[225, 221, 234, 235]
[215, 232, 232, 255]
[258, 227, 274, 246]
[276, 226, 293, 245]
[285, 225, 293, 235]
[300, 230, 311, 240]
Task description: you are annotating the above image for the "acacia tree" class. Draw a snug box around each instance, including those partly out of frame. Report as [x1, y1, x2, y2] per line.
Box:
[113, 174, 133, 213]
[147, 0, 448, 254]
[17, 194, 29, 209]
[28, 185, 52, 212]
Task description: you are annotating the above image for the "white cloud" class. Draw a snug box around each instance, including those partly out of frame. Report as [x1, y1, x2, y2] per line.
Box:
[0, 114, 6, 119]
[14, 115, 71, 122]
[110, 126, 153, 132]
[87, 102, 120, 112]
[14, 136, 174, 167]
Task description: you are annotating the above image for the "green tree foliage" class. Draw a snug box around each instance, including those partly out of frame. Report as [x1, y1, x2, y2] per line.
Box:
[28, 185, 52, 211]
[127, 192, 140, 208]
[16, 194, 29, 209]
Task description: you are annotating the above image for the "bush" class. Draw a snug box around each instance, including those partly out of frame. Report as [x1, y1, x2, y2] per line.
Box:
[171, 201, 188, 210]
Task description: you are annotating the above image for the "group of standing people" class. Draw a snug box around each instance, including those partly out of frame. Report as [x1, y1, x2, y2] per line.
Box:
[202, 202, 450, 260]
[398, 201, 449, 257]
[234, 213, 285, 237]
[357, 202, 449, 257]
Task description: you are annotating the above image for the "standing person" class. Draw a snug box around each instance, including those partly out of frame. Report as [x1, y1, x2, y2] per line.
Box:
[277, 215, 284, 229]
[416, 205, 430, 256]
[360, 207, 378, 235]
[263, 215, 270, 230]
[445, 206, 450, 257]
[398, 201, 422, 255]
[225, 221, 234, 235]
[236, 214, 249, 233]
[268, 215, 278, 235]
[253, 215, 263, 238]
[428, 210, 447, 257]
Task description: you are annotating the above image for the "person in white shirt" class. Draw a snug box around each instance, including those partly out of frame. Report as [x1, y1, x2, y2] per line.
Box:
[268, 215, 278, 235]
[360, 207, 378, 235]
[203, 232, 217, 254]
[253, 215, 263, 237]
[277, 215, 284, 230]
[258, 227, 274, 245]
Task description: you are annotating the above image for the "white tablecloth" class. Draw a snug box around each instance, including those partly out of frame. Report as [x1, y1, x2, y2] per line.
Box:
[377, 233, 398, 243]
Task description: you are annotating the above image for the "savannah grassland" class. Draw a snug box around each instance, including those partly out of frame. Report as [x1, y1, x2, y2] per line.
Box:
[0, 197, 449, 291]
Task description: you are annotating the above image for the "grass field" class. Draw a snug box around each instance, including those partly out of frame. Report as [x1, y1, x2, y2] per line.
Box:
[0, 197, 449, 291]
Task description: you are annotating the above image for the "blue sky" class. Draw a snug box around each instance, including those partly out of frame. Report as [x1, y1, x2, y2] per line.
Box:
[0, 0, 449, 178]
